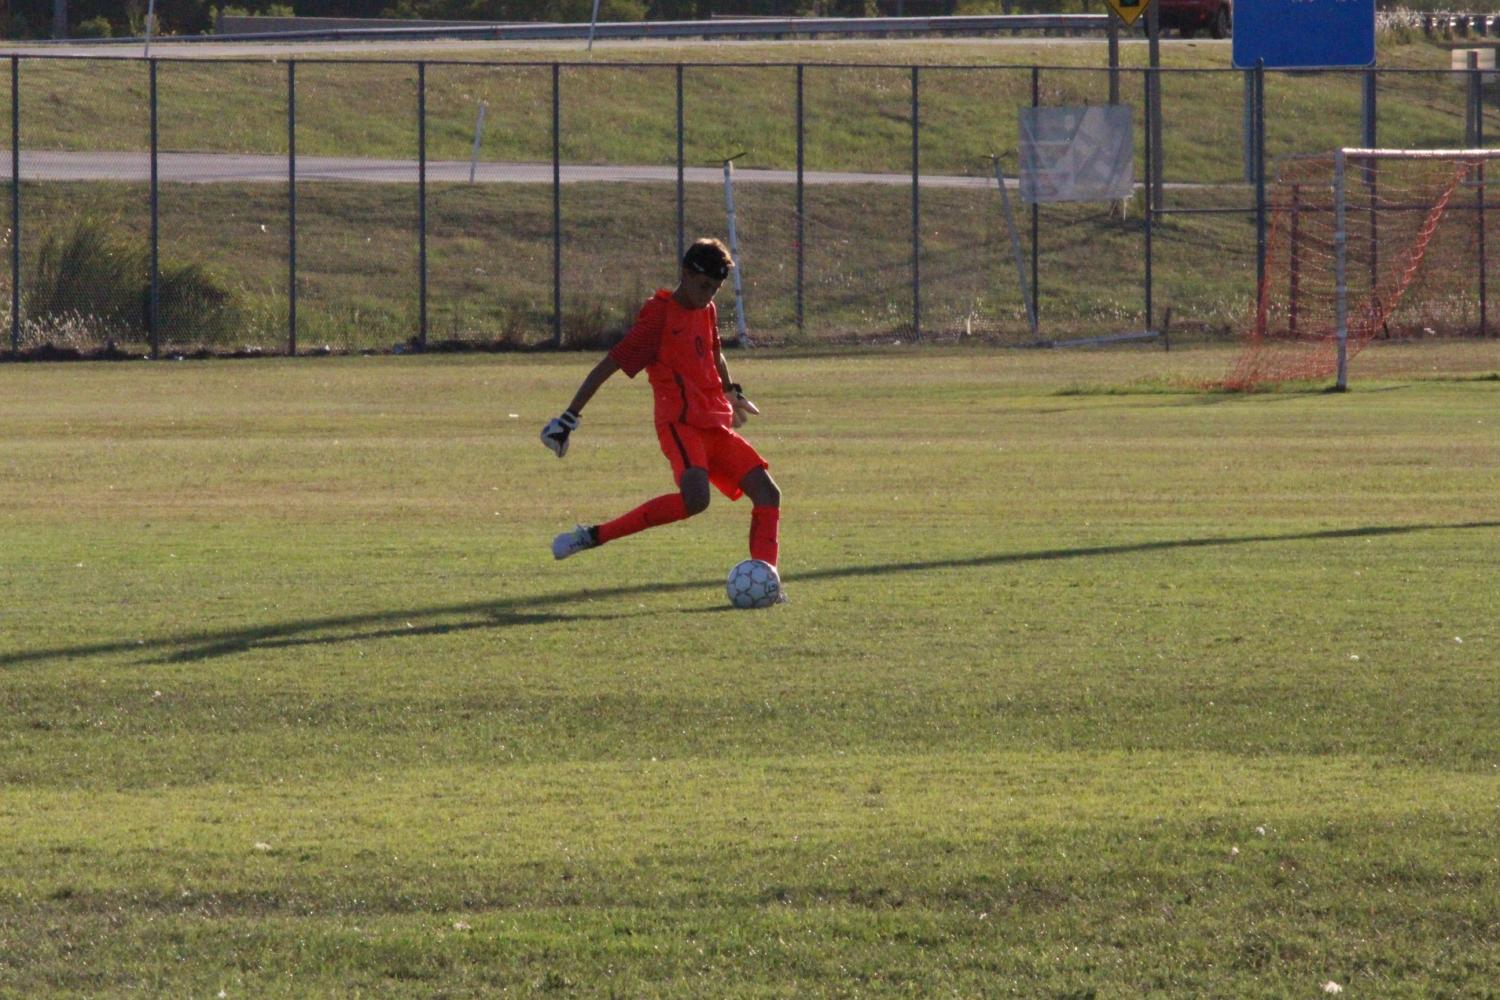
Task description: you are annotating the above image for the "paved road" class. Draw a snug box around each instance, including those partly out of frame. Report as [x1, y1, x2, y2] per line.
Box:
[1, 150, 1002, 188]
[1, 150, 1233, 193]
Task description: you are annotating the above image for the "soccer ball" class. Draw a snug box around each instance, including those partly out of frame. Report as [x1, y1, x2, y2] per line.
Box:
[725, 559, 781, 609]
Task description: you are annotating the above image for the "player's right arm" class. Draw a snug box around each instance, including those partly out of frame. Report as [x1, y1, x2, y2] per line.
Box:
[541, 355, 620, 459]
[541, 294, 663, 459]
[567, 355, 621, 417]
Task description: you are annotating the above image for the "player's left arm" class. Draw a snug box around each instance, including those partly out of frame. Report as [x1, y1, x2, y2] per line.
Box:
[715, 346, 760, 428]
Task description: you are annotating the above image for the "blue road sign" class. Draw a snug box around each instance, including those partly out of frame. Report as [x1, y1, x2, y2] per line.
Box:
[1232, 0, 1376, 69]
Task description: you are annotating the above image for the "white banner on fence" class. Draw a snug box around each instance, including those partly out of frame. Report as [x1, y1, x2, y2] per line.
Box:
[1019, 105, 1134, 204]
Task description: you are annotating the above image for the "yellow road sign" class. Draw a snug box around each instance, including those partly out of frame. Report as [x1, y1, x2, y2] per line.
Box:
[1105, 0, 1152, 27]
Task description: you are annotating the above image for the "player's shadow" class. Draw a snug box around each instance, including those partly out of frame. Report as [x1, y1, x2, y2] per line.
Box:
[4, 519, 1496, 667]
[154, 607, 655, 664]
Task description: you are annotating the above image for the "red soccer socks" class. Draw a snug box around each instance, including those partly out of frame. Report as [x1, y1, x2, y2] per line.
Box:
[593, 495, 778, 566]
[749, 505, 780, 567]
[596, 493, 690, 545]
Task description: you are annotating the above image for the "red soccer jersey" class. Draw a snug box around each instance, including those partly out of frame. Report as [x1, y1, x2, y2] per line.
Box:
[609, 289, 735, 431]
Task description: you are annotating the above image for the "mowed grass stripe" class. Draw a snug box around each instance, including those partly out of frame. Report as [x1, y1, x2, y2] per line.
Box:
[8, 751, 1499, 870]
[6, 754, 1499, 994]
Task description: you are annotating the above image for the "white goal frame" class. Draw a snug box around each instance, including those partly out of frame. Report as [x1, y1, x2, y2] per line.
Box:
[1332, 147, 1500, 389]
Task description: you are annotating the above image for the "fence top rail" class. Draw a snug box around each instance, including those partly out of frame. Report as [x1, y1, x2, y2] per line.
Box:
[0, 52, 1486, 78]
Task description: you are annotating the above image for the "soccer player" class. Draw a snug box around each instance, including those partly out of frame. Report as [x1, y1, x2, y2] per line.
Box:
[540, 238, 782, 588]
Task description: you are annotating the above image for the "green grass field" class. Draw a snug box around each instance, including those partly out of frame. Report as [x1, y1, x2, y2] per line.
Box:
[2, 344, 1498, 996]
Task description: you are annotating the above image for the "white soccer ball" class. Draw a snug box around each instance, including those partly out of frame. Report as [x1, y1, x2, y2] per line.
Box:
[725, 558, 781, 609]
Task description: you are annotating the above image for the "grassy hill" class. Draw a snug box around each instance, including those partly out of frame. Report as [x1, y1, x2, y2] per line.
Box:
[5, 34, 1494, 348]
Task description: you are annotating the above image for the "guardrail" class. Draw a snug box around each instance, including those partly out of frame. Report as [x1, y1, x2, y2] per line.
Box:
[190, 13, 1114, 44]
[1417, 12, 1500, 36]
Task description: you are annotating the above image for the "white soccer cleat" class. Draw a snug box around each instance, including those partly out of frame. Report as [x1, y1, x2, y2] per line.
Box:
[551, 525, 597, 560]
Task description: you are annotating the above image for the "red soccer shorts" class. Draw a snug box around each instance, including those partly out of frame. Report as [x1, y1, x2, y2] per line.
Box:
[655, 421, 767, 501]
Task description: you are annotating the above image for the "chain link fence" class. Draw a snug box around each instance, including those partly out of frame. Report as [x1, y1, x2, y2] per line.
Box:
[2, 54, 1495, 356]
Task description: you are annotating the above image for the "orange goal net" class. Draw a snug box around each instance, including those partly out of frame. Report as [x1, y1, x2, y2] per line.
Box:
[1223, 148, 1500, 390]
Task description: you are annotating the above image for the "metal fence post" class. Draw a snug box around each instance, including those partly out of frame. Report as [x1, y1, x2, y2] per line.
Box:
[417, 61, 427, 350]
[551, 62, 562, 349]
[1030, 65, 1040, 321]
[1365, 68, 1379, 292]
[10, 57, 19, 353]
[1368, 68, 1374, 290]
[795, 63, 804, 338]
[1147, 2, 1164, 215]
[1254, 59, 1266, 308]
[1107, 15, 1119, 105]
[287, 60, 297, 356]
[1144, 67, 1154, 332]
[1467, 51, 1481, 146]
[1476, 61, 1488, 336]
[910, 65, 920, 341]
[148, 58, 159, 359]
[1242, 70, 1254, 184]
[676, 64, 684, 264]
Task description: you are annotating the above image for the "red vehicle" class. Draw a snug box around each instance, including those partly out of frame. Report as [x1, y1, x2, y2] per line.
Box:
[1157, 0, 1232, 38]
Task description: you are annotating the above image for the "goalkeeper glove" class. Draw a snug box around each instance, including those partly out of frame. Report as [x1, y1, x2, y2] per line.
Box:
[540, 409, 580, 458]
[727, 383, 760, 429]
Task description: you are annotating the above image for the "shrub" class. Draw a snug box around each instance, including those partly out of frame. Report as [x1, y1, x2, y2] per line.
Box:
[75, 16, 114, 38]
[157, 262, 243, 346]
[26, 219, 141, 338]
[23, 219, 242, 352]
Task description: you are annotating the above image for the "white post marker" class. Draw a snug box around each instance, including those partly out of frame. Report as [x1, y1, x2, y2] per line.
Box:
[992, 154, 1038, 338]
[468, 101, 488, 184]
[145, 0, 156, 58]
[1333, 147, 1349, 390]
[587, 0, 602, 52]
[722, 153, 751, 346]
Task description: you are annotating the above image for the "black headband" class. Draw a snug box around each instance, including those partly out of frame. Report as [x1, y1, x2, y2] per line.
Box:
[684, 254, 729, 282]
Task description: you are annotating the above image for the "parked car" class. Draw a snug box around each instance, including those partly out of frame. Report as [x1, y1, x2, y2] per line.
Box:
[1157, 0, 1232, 38]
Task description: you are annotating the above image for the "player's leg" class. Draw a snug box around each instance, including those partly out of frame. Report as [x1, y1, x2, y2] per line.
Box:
[739, 466, 781, 568]
[593, 466, 708, 544]
[740, 466, 780, 508]
[554, 483, 700, 559]
[705, 428, 781, 568]
[553, 425, 709, 560]
[593, 474, 701, 541]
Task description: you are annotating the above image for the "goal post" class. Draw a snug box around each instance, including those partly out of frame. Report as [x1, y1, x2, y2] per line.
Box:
[1225, 147, 1500, 390]
[1334, 147, 1349, 390]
